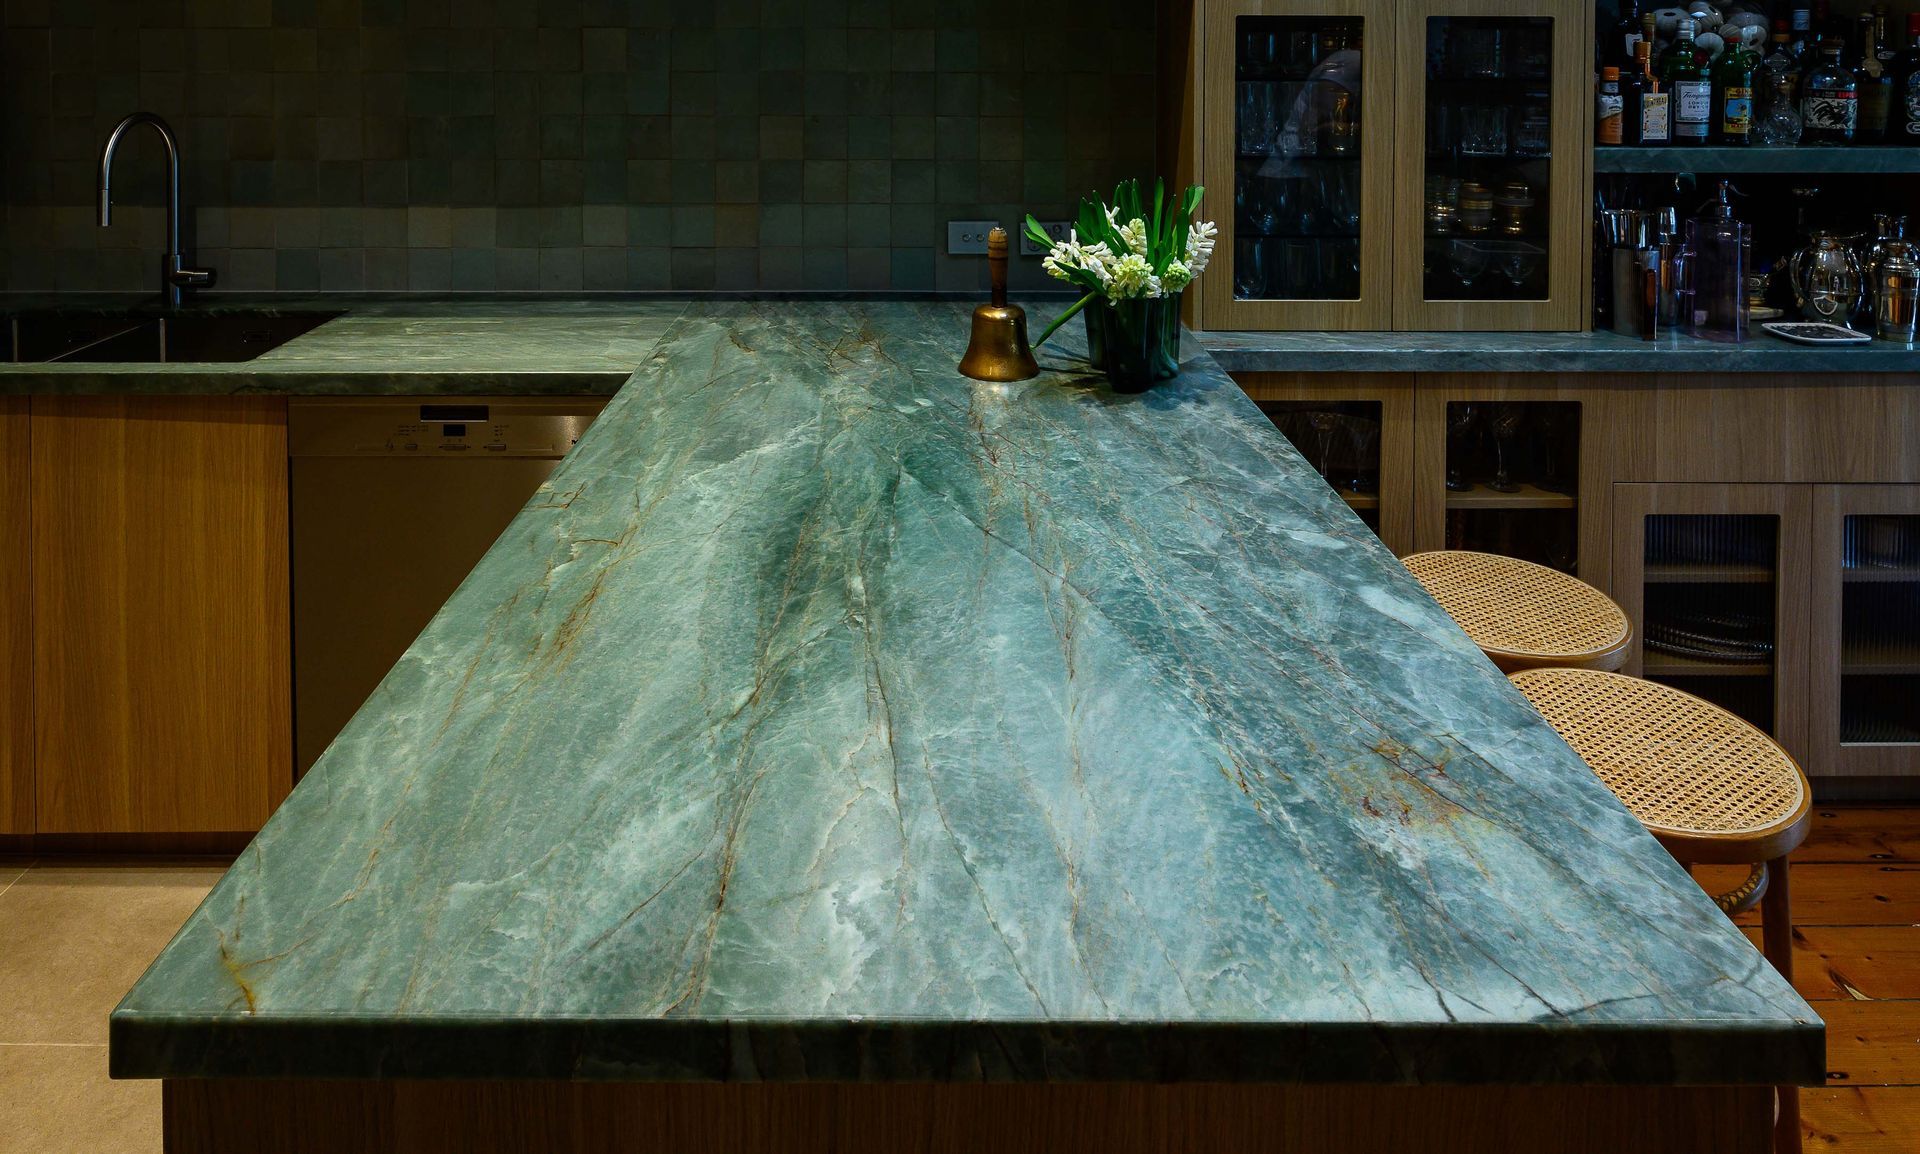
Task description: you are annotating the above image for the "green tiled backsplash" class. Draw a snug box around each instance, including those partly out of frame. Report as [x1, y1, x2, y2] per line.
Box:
[1, 0, 1159, 293]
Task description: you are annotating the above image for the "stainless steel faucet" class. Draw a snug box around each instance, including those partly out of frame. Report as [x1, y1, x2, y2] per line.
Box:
[98, 112, 215, 308]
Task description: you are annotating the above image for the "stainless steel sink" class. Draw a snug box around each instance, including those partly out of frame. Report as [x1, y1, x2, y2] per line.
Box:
[10, 311, 341, 363]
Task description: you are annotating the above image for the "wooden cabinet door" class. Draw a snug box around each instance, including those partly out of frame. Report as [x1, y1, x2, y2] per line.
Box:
[1810, 484, 1920, 779]
[1199, 0, 1397, 331]
[31, 396, 291, 833]
[1611, 483, 1811, 765]
[0, 398, 30, 835]
[1390, 0, 1591, 330]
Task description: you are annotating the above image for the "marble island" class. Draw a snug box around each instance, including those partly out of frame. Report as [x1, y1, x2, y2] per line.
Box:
[107, 302, 1818, 1152]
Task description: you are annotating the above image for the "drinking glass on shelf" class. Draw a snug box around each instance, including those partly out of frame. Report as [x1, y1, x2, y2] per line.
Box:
[1331, 165, 1362, 233]
[1283, 28, 1319, 75]
[1240, 27, 1280, 79]
[1237, 82, 1279, 155]
[1451, 23, 1506, 80]
[1489, 403, 1524, 493]
[1445, 403, 1479, 491]
[1327, 91, 1359, 156]
[1278, 238, 1318, 298]
[1513, 103, 1551, 157]
[1459, 104, 1510, 157]
[1235, 237, 1270, 299]
[1448, 239, 1489, 287]
[1498, 242, 1540, 289]
[1347, 415, 1381, 493]
[1307, 409, 1342, 483]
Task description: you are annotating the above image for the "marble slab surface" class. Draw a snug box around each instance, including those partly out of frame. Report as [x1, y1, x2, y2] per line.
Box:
[1203, 325, 1920, 374]
[111, 301, 1821, 1085]
[0, 298, 689, 395]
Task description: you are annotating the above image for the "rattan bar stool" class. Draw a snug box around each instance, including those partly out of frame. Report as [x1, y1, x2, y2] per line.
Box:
[1402, 550, 1632, 673]
[1509, 666, 1813, 1154]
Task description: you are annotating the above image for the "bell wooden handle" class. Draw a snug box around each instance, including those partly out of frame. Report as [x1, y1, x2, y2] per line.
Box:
[987, 226, 1009, 307]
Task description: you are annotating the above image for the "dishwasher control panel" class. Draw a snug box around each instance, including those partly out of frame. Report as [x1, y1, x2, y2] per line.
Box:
[288, 398, 608, 459]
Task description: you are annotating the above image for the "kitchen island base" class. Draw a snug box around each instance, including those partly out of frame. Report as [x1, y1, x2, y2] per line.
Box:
[164, 1080, 1772, 1153]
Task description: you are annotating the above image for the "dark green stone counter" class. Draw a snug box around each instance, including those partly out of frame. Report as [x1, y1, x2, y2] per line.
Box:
[0, 298, 687, 395]
[110, 301, 1819, 1086]
[1202, 326, 1920, 374]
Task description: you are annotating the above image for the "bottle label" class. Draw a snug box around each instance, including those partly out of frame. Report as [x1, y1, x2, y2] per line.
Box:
[1723, 87, 1753, 135]
[1905, 88, 1920, 133]
[1675, 80, 1713, 136]
[1642, 91, 1672, 140]
[1792, 9, 1810, 32]
[1624, 31, 1643, 60]
[1804, 91, 1859, 134]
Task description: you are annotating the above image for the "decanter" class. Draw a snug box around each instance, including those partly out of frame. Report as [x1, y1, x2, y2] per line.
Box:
[1751, 77, 1804, 145]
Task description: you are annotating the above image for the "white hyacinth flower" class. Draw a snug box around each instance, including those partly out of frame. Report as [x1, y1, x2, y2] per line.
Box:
[1118, 217, 1150, 257]
[1160, 258, 1193, 293]
[1185, 220, 1217, 276]
[1108, 252, 1158, 299]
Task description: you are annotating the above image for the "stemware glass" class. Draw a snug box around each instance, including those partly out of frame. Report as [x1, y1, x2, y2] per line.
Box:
[1448, 240, 1489, 288]
[1489, 403, 1524, 493]
[1237, 82, 1279, 156]
[1445, 403, 1479, 491]
[1235, 236, 1270, 299]
[1307, 410, 1342, 483]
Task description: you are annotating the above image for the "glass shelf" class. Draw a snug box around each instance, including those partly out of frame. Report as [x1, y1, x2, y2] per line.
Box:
[1442, 400, 1579, 573]
[1641, 512, 1781, 733]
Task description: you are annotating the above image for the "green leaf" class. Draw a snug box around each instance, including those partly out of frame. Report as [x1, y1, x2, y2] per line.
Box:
[1032, 290, 1099, 349]
[1022, 214, 1057, 253]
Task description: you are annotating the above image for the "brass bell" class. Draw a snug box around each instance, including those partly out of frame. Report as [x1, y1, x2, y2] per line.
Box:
[958, 226, 1039, 382]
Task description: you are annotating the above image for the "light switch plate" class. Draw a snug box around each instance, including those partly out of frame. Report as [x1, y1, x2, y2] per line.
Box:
[1020, 221, 1070, 256]
[946, 220, 999, 255]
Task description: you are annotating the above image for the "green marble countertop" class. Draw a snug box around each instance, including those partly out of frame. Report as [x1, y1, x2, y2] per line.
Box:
[0, 298, 689, 395]
[111, 301, 1819, 1085]
[1202, 326, 1920, 374]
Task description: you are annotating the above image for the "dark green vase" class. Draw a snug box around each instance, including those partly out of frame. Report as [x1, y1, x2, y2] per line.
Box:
[1092, 297, 1181, 393]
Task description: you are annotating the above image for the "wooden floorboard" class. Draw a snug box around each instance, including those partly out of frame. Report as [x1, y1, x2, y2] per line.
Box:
[1798, 808, 1920, 864]
[1815, 1001, 1920, 1087]
[1739, 926, 1920, 1002]
[1699, 862, 1920, 928]
[1801, 1086, 1920, 1153]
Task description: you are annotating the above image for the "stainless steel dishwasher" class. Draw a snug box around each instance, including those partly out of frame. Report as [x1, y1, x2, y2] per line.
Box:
[289, 397, 606, 777]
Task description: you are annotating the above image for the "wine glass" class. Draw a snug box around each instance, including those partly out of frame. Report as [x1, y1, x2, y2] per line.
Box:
[1448, 240, 1489, 289]
[1307, 409, 1341, 484]
[1445, 403, 1478, 492]
[1489, 403, 1524, 494]
[1235, 237, 1270, 299]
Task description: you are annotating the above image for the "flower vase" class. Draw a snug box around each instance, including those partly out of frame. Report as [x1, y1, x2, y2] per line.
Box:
[1094, 296, 1182, 392]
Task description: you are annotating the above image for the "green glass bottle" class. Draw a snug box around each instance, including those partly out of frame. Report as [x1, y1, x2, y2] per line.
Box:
[1663, 19, 1713, 145]
[1714, 34, 1760, 145]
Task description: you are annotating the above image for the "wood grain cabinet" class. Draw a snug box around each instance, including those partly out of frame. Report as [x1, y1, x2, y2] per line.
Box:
[1, 398, 31, 835]
[1192, 0, 1590, 331]
[29, 396, 291, 835]
[1810, 485, 1920, 782]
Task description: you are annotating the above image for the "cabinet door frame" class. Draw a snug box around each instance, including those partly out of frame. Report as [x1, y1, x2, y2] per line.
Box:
[1236, 372, 1414, 554]
[1611, 482, 1811, 765]
[1390, 0, 1592, 331]
[1412, 374, 1612, 591]
[1199, 0, 1398, 331]
[0, 398, 30, 836]
[1810, 483, 1920, 778]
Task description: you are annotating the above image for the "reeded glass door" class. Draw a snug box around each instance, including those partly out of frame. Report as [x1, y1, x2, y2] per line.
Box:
[1393, 1, 1587, 330]
[1813, 486, 1920, 778]
[1202, 0, 1395, 331]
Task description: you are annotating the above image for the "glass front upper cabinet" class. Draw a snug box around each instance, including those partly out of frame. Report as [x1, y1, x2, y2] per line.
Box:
[1391, 1, 1588, 330]
[1202, 1, 1395, 331]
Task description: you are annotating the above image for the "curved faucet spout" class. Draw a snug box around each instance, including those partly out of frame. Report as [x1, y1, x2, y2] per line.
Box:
[99, 112, 181, 250]
[98, 112, 212, 308]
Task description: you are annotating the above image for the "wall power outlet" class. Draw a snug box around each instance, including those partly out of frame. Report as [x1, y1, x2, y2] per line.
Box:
[1020, 221, 1070, 256]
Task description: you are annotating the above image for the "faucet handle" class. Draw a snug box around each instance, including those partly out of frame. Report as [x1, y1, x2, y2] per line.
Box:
[164, 253, 215, 291]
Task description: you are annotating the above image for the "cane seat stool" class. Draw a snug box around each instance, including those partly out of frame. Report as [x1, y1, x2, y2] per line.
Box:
[1402, 551, 1632, 673]
[1508, 666, 1814, 1154]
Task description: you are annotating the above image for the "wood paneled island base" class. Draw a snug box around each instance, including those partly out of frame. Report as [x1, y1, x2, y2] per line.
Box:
[164, 1080, 1773, 1154]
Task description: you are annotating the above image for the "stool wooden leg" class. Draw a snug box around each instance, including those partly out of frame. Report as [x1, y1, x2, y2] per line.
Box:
[1761, 855, 1800, 1154]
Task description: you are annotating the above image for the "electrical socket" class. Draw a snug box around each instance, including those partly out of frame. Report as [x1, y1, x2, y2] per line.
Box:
[1020, 221, 1070, 256]
[946, 220, 1000, 255]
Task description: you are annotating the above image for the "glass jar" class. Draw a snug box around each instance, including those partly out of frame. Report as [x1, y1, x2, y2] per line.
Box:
[1459, 183, 1493, 233]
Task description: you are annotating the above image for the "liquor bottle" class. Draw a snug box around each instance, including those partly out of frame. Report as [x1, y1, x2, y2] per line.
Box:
[1598, 66, 1625, 144]
[1622, 41, 1655, 144]
[1714, 32, 1759, 145]
[1790, 4, 1815, 65]
[1802, 40, 1859, 143]
[1610, 0, 1646, 71]
[1664, 19, 1712, 145]
[1635, 38, 1666, 144]
[1876, 5, 1899, 69]
[1857, 14, 1893, 141]
[1898, 14, 1920, 138]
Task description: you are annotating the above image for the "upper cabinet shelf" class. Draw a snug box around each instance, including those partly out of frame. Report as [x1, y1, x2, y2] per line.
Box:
[1595, 146, 1920, 175]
